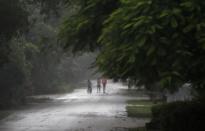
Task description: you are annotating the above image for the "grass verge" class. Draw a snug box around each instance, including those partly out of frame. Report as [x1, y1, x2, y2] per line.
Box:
[26, 97, 52, 103]
[0, 110, 11, 120]
[126, 100, 159, 118]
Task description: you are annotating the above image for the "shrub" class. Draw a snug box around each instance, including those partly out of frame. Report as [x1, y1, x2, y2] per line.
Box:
[146, 101, 205, 131]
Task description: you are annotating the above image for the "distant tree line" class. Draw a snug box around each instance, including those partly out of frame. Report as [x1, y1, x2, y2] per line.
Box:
[0, 0, 93, 108]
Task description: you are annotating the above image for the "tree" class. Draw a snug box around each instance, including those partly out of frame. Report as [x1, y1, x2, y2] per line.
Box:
[0, 0, 30, 107]
[0, 37, 38, 107]
[0, 0, 28, 65]
[28, 0, 69, 17]
[97, 0, 205, 95]
[0, 0, 69, 107]
[0, 0, 28, 39]
[59, 0, 120, 53]
[60, 0, 205, 98]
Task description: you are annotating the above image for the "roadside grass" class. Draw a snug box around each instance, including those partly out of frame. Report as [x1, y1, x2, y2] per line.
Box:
[57, 84, 76, 93]
[0, 110, 11, 120]
[26, 84, 76, 103]
[126, 100, 160, 118]
[26, 97, 52, 103]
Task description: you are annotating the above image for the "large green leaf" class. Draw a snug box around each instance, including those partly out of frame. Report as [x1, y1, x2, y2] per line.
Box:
[137, 36, 147, 47]
[171, 17, 178, 28]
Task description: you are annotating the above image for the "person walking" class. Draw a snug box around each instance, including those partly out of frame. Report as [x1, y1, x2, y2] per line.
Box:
[87, 79, 92, 94]
[101, 78, 107, 93]
[97, 78, 101, 93]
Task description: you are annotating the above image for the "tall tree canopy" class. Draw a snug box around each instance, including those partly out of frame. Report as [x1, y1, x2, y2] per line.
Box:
[60, 0, 205, 97]
[0, 0, 28, 39]
[0, 0, 28, 65]
[59, 0, 120, 53]
[98, 0, 205, 94]
[0, 0, 90, 107]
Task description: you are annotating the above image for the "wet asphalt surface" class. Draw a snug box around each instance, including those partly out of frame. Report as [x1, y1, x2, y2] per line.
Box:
[0, 81, 150, 131]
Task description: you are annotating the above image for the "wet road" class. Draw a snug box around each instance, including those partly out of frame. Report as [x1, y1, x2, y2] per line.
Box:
[0, 81, 150, 131]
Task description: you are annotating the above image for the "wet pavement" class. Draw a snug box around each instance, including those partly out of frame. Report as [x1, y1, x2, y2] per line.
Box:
[0, 81, 150, 131]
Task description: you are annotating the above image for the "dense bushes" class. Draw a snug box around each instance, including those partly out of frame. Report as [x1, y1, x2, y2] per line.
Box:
[146, 101, 205, 131]
[0, 1, 92, 109]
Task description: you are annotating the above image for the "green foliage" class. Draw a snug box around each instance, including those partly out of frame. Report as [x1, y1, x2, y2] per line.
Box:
[0, 1, 83, 108]
[147, 101, 205, 131]
[0, 0, 28, 39]
[25, 6, 67, 94]
[25, 3, 92, 95]
[29, 0, 68, 17]
[59, 0, 205, 97]
[95, 0, 205, 94]
[0, 0, 28, 66]
[0, 0, 31, 107]
[0, 37, 36, 108]
[59, 0, 120, 53]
